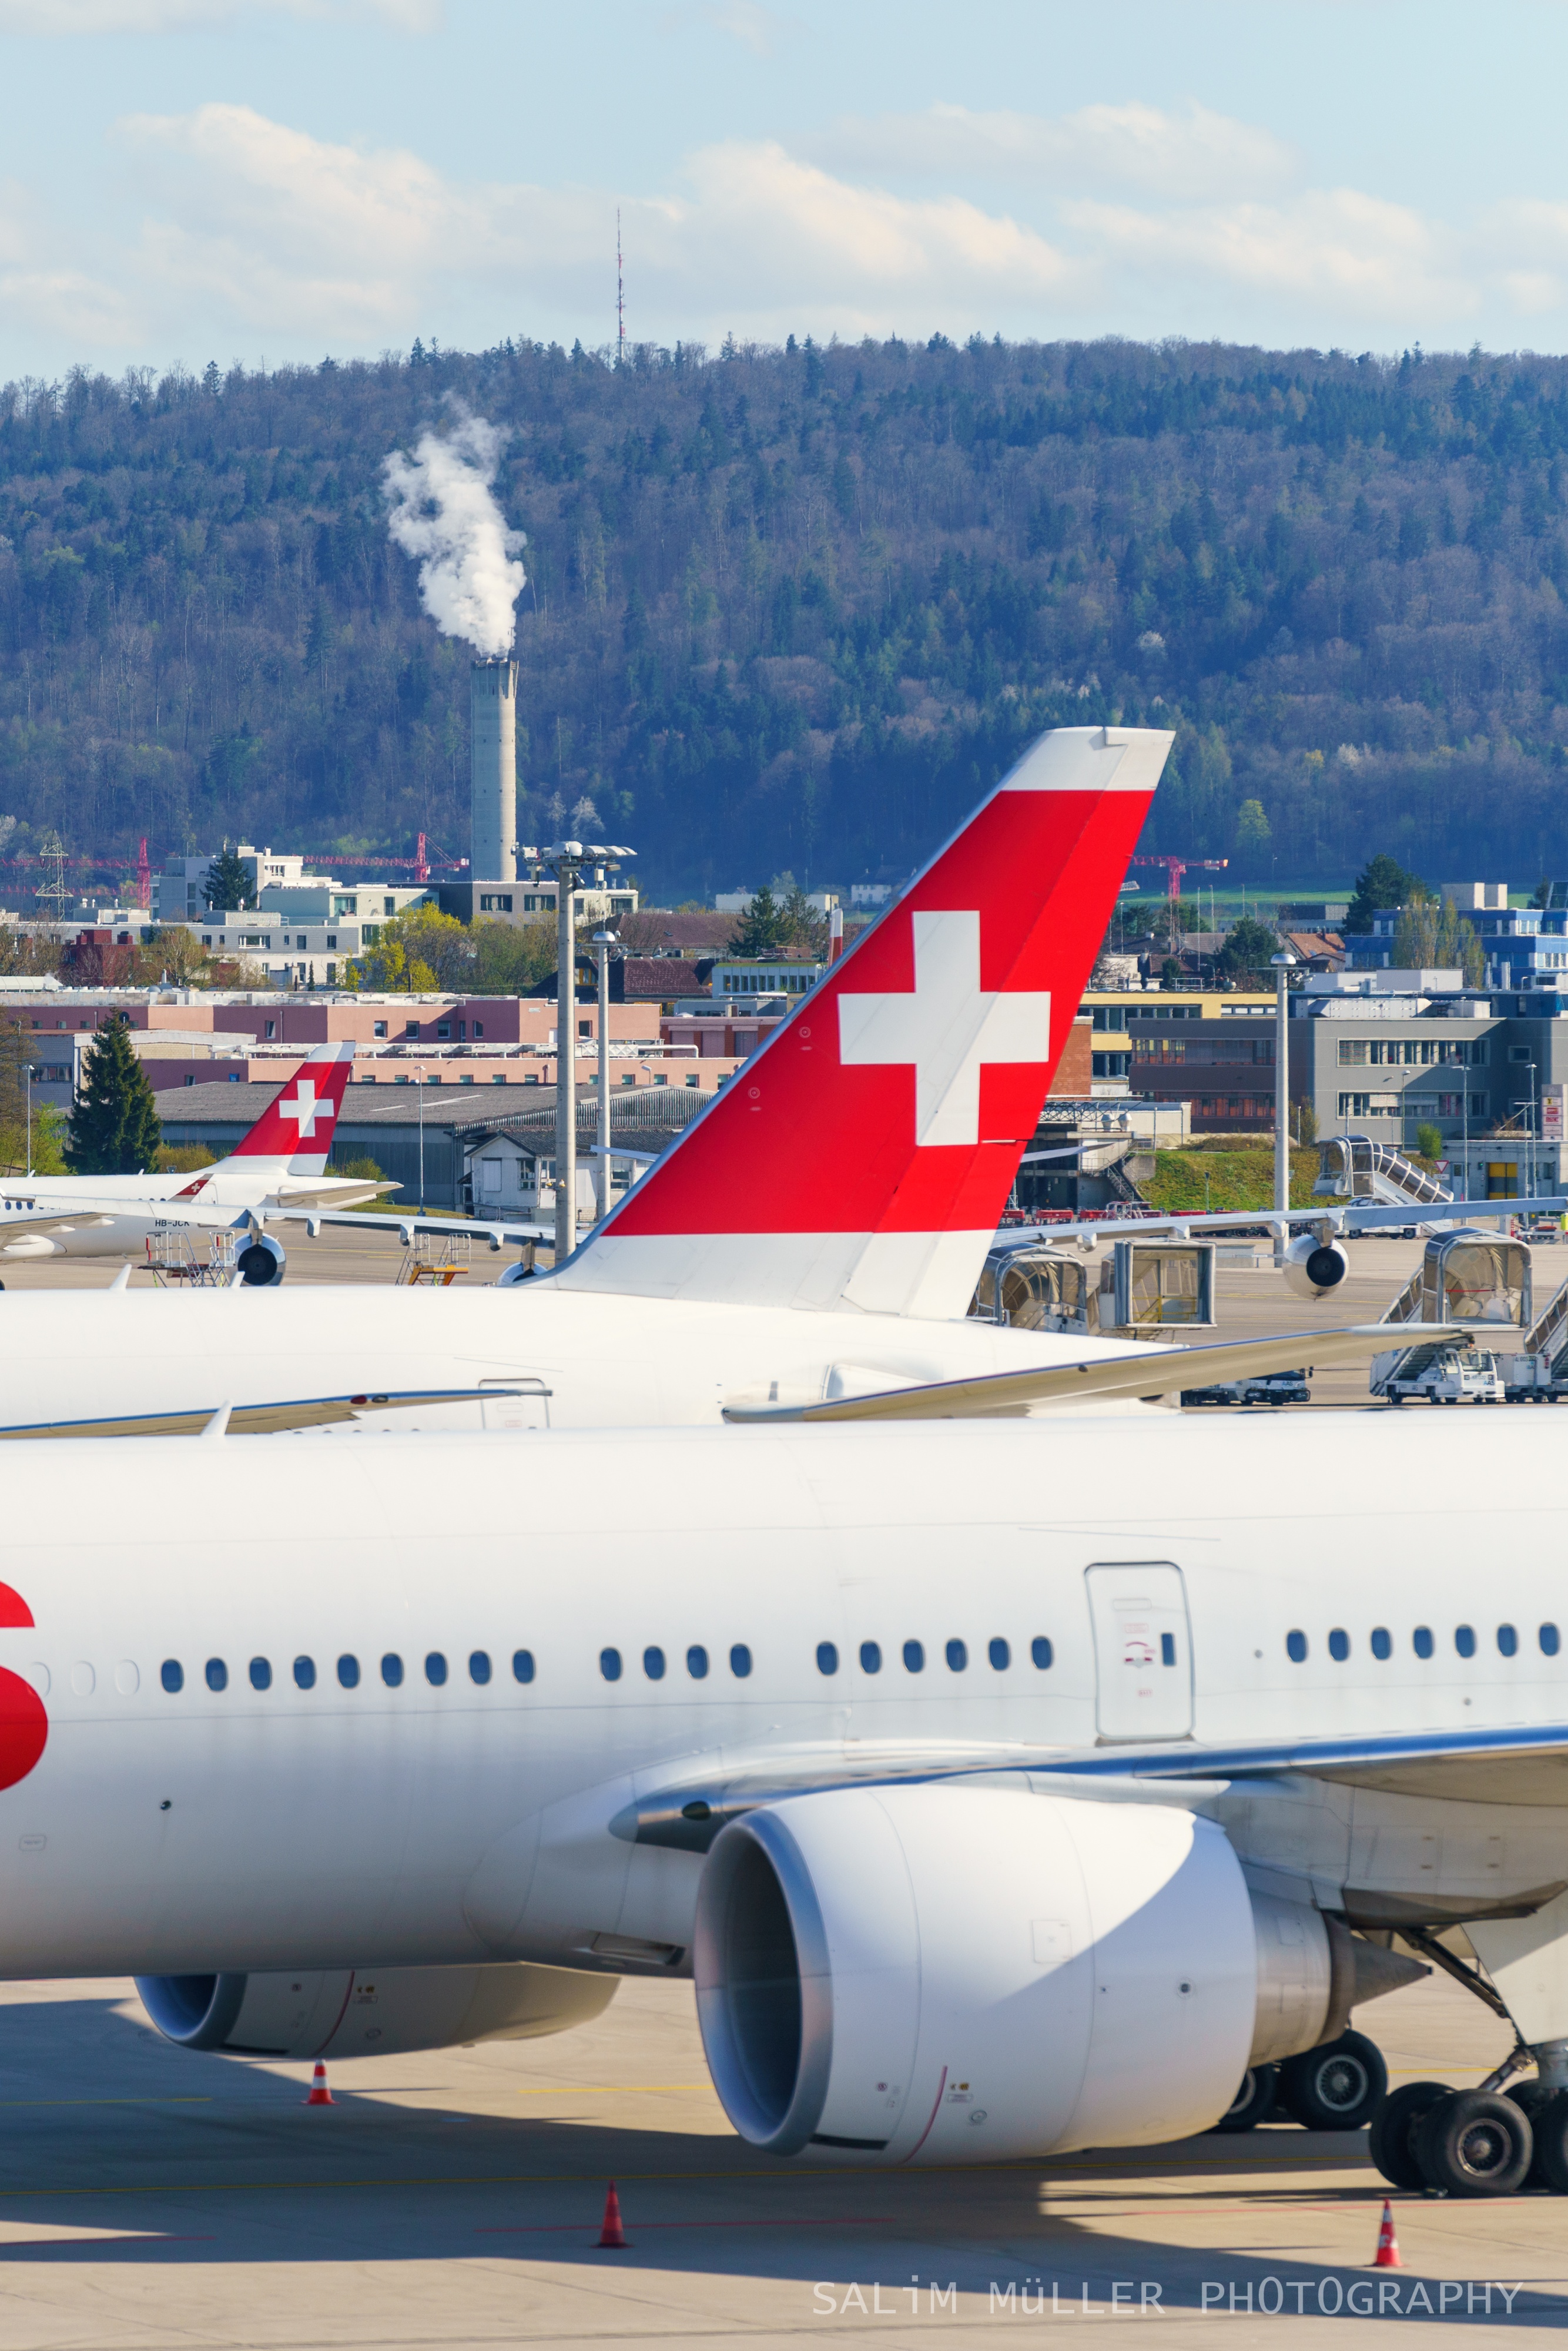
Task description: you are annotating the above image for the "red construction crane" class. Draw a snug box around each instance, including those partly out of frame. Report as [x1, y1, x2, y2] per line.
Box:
[1129, 853, 1228, 903]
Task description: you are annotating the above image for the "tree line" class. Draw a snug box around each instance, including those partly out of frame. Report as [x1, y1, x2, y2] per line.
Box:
[9, 334, 1568, 901]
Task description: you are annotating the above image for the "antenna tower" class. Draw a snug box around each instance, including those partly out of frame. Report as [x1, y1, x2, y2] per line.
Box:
[617, 207, 625, 365]
[35, 832, 69, 925]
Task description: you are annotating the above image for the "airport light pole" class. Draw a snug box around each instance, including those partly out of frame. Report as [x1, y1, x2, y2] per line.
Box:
[521, 838, 635, 1265]
[1270, 948, 1298, 1227]
[592, 928, 618, 1223]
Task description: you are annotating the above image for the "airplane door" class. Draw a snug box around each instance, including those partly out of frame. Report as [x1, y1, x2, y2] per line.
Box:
[1085, 1563, 1192, 1741]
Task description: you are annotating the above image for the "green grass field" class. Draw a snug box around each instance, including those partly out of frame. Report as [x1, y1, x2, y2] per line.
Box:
[1144, 1142, 1321, 1215]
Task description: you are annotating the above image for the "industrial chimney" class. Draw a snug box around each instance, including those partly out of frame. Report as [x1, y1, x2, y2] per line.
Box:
[470, 658, 518, 882]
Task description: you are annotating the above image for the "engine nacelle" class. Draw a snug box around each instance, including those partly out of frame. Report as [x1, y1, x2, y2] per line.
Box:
[1282, 1232, 1349, 1301]
[236, 1234, 287, 1287]
[694, 1787, 1362, 2166]
[136, 1961, 615, 2059]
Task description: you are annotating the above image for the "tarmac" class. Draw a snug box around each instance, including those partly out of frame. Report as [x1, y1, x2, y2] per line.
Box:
[0, 1222, 1562, 2342]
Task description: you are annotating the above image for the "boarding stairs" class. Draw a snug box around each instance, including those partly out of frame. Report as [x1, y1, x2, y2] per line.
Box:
[145, 1228, 240, 1288]
[396, 1231, 473, 1286]
[1314, 1133, 1453, 1210]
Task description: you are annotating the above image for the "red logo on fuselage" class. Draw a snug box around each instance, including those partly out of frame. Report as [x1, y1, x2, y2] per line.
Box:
[0, 1583, 48, 1790]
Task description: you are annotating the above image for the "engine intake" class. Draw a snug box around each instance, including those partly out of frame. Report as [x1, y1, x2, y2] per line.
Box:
[136, 1961, 614, 2058]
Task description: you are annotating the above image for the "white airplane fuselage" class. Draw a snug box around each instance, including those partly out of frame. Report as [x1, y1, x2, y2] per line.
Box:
[0, 1411, 1562, 1983]
[0, 1279, 1168, 1426]
[0, 1174, 378, 1260]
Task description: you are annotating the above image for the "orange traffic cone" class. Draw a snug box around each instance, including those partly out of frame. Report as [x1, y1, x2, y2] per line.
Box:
[1372, 2199, 1402, 2269]
[596, 2181, 629, 2249]
[304, 2060, 334, 2106]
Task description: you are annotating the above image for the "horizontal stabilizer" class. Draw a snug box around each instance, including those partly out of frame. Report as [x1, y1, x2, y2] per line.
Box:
[722, 1323, 1490, 1422]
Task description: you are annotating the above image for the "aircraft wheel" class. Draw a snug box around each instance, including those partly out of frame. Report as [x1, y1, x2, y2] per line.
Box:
[1371, 2081, 1449, 2190]
[1278, 2030, 1386, 2131]
[1521, 2087, 1568, 2192]
[1415, 2089, 1533, 2196]
[1213, 2064, 1278, 2133]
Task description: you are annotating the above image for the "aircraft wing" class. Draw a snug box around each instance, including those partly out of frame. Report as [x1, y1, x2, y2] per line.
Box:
[1004, 1198, 1568, 1246]
[722, 1322, 1485, 1421]
[623, 1719, 1568, 1853]
[0, 1210, 118, 1237]
[0, 1387, 542, 1440]
[265, 1208, 551, 1247]
[265, 1183, 394, 1210]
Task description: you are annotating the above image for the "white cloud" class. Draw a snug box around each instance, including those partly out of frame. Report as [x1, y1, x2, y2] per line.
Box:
[813, 101, 1302, 204]
[0, 1, 437, 29]
[658, 1, 788, 56]
[1067, 186, 1471, 321]
[12, 96, 1568, 369]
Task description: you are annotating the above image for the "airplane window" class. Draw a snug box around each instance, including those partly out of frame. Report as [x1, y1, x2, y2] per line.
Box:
[859, 1641, 882, 1674]
[1413, 1627, 1435, 1660]
[425, 1652, 448, 1686]
[1455, 1625, 1477, 1660]
[512, 1650, 535, 1684]
[600, 1647, 622, 1682]
[1328, 1629, 1350, 1662]
[337, 1655, 360, 1689]
[644, 1646, 666, 1680]
[903, 1640, 925, 1673]
[1497, 1623, 1519, 1657]
[816, 1642, 838, 1676]
[160, 1660, 183, 1693]
[249, 1657, 271, 1691]
[382, 1654, 404, 1687]
[1160, 1633, 1177, 1666]
[206, 1659, 227, 1692]
[1542, 1623, 1562, 1657]
[945, 1640, 967, 1673]
[729, 1644, 752, 1679]
[1371, 1628, 1392, 1660]
[294, 1656, 316, 1689]
[470, 1651, 492, 1684]
[988, 1638, 1010, 1670]
[685, 1645, 708, 1679]
[1031, 1637, 1054, 1670]
[1286, 1630, 1308, 1663]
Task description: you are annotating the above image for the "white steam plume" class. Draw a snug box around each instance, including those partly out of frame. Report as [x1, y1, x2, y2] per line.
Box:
[383, 410, 526, 658]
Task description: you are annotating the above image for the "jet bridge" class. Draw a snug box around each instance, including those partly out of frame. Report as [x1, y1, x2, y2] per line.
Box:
[969, 1236, 1215, 1339]
[1369, 1230, 1530, 1398]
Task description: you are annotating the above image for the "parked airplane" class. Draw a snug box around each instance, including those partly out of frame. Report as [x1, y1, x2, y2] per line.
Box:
[0, 1044, 380, 1275]
[0, 1409, 1562, 2199]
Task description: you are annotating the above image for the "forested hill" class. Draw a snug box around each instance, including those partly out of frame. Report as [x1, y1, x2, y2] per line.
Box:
[8, 334, 1568, 901]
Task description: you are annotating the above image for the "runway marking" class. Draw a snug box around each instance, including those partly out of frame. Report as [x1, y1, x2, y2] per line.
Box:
[514, 2086, 712, 2096]
[475, 2216, 896, 2233]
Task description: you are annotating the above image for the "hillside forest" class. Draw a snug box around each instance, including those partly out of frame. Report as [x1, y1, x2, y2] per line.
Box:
[9, 334, 1568, 902]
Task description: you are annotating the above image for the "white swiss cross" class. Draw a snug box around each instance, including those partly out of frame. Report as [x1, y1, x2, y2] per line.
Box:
[837, 909, 1051, 1147]
[277, 1081, 336, 1140]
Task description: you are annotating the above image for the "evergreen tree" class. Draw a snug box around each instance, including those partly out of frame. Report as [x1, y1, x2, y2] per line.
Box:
[729, 885, 788, 957]
[1345, 854, 1423, 935]
[203, 843, 255, 912]
[66, 1017, 162, 1174]
[779, 885, 830, 959]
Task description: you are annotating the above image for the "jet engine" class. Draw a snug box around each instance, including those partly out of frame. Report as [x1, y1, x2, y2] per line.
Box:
[236, 1234, 287, 1287]
[136, 1961, 615, 2059]
[694, 1786, 1412, 2166]
[1282, 1232, 1349, 1301]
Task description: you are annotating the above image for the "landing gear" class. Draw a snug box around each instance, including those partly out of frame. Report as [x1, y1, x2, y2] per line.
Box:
[1277, 2030, 1387, 2131]
[1214, 2064, 1278, 2132]
[1518, 2086, 1568, 2192]
[1370, 2080, 1449, 2191]
[1415, 2091, 1533, 2196]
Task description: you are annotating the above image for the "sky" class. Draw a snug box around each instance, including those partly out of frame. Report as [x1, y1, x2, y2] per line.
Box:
[5, 0, 1568, 378]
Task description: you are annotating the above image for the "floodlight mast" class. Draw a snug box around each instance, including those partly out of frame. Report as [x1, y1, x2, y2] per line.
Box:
[518, 840, 636, 1264]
